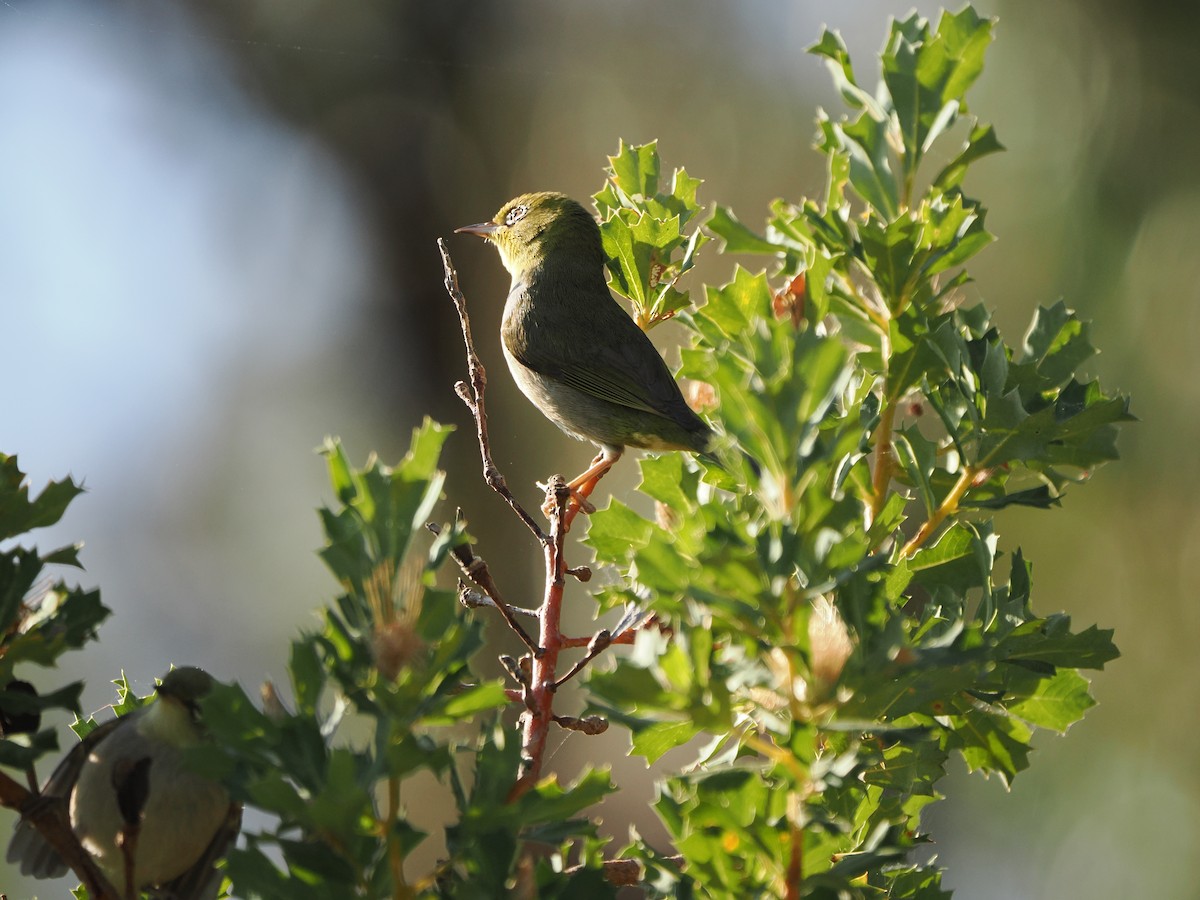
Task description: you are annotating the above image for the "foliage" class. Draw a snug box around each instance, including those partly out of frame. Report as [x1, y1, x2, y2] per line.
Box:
[192, 427, 617, 898]
[0, 454, 107, 769]
[0, 6, 1129, 899]
[581, 8, 1127, 897]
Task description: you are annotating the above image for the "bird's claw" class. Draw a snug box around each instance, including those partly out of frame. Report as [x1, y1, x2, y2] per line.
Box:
[539, 486, 595, 518]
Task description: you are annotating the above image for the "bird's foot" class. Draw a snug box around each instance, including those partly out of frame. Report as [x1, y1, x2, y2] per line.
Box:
[537, 482, 595, 517]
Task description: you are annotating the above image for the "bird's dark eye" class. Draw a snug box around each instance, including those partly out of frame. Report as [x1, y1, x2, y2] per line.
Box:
[504, 204, 530, 226]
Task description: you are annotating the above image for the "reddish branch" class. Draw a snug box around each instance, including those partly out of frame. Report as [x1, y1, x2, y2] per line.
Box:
[437, 242, 651, 801]
[508, 475, 571, 798]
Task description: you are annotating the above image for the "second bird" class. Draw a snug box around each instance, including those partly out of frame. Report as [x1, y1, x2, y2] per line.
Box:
[456, 192, 711, 497]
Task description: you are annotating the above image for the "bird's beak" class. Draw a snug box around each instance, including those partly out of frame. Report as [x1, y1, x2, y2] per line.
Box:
[455, 221, 500, 238]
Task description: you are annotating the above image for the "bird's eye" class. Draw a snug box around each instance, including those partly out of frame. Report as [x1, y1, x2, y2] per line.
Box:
[504, 204, 530, 226]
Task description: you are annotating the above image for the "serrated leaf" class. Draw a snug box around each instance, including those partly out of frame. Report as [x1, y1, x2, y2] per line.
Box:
[1006, 667, 1095, 733]
[882, 8, 996, 180]
[707, 205, 781, 255]
[630, 719, 702, 764]
[0, 455, 85, 540]
[934, 122, 1004, 191]
[951, 704, 1031, 785]
[584, 499, 653, 563]
[427, 680, 508, 723]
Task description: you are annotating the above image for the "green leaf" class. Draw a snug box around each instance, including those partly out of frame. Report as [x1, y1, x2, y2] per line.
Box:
[605, 138, 660, 201]
[882, 8, 996, 181]
[819, 114, 898, 219]
[934, 122, 1004, 191]
[427, 680, 508, 723]
[1000, 617, 1119, 670]
[630, 719, 702, 764]
[950, 704, 1032, 785]
[584, 498, 653, 563]
[1006, 667, 1096, 733]
[514, 767, 617, 825]
[0, 454, 85, 540]
[707, 205, 784, 255]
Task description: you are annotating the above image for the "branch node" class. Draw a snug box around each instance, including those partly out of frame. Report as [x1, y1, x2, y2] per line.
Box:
[552, 714, 609, 735]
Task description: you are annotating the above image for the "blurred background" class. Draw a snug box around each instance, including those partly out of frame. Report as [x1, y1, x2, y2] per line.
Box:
[1, 0, 1194, 896]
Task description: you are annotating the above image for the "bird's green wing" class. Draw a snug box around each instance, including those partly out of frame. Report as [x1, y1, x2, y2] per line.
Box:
[505, 280, 694, 419]
[5, 716, 125, 878]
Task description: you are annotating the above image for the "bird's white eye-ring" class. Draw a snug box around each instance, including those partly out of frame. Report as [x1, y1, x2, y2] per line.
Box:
[504, 204, 530, 226]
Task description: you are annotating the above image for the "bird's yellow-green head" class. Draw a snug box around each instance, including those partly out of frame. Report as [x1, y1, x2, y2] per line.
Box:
[155, 666, 214, 725]
[455, 191, 605, 279]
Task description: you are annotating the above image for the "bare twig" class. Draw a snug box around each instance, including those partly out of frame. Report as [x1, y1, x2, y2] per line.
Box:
[426, 520, 540, 653]
[553, 629, 611, 689]
[438, 239, 547, 543]
[552, 714, 608, 734]
[458, 586, 538, 618]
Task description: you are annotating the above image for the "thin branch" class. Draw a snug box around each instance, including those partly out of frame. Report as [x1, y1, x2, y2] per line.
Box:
[0, 769, 122, 900]
[552, 714, 608, 734]
[426, 521, 540, 653]
[900, 465, 978, 558]
[869, 398, 898, 524]
[553, 629, 611, 689]
[438, 239, 547, 543]
[559, 628, 637, 649]
[458, 586, 538, 618]
[508, 477, 571, 800]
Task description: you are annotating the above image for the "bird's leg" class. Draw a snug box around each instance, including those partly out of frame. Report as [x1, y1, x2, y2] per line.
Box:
[117, 827, 138, 900]
[112, 755, 152, 900]
[543, 447, 622, 525]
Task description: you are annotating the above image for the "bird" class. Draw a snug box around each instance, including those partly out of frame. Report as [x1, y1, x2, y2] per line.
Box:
[455, 192, 712, 505]
[7, 666, 240, 900]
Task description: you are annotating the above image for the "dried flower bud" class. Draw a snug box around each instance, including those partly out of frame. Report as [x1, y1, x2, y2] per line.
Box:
[772, 272, 807, 328]
[655, 500, 680, 531]
[260, 680, 289, 723]
[373, 621, 424, 681]
[808, 596, 853, 689]
[684, 379, 717, 413]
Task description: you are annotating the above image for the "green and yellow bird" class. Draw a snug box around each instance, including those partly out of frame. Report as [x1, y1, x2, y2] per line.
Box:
[456, 192, 711, 495]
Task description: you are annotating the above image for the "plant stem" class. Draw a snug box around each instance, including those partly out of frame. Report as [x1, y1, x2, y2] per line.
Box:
[870, 398, 898, 523]
[508, 478, 571, 799]
[901, 465, 976, 558]
[784, 816, 804, 900]
[383, 775, 413, 900]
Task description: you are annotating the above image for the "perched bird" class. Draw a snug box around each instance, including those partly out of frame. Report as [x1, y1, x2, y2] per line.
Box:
[456, 192, 711, 498]
[7, 666, 240, 900]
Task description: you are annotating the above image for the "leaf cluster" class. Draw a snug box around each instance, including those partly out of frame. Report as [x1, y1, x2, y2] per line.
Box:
[593, 139, 709, 329]
[581, 9, 1127, 898]
[188, 423, 620, 898]
[0, 455, 107, 771]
